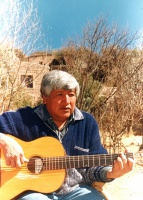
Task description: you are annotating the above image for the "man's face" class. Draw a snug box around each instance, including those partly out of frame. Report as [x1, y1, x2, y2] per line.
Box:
[43, 89, 76, 122]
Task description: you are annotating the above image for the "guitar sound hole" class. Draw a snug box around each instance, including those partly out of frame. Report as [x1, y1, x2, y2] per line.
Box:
[27, 156, 43, 174]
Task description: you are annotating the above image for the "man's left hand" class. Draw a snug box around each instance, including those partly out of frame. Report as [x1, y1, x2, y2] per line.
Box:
[106, 150, 134, 179]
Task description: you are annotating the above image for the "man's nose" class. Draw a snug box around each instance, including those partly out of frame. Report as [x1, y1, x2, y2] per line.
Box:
[63, 95, 70, 103]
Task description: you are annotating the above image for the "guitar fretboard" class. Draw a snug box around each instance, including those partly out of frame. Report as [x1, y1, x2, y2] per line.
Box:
[36, 153, 134, 170]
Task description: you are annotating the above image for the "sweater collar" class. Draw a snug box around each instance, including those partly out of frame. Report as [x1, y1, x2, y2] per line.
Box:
[34, 104, 84, 122]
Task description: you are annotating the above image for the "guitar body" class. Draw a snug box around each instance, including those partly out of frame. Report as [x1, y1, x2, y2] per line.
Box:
[0, 136, 66, 200]
[0, 135, 138, 200]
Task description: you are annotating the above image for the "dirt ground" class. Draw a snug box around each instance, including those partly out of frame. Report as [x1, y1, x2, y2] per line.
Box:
[103, 135, 143, 200]
[104, 165, 143, 200]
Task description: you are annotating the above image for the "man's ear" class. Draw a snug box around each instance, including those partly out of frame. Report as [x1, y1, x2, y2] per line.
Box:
[43, 95, 47, 104]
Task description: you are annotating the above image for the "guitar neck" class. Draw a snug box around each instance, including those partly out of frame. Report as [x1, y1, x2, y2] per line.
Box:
[42, 153, 134, 170]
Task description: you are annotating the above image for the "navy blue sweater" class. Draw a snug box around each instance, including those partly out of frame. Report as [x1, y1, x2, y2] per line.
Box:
[0, 105, 112, 195]
[0, 105, 107, 156]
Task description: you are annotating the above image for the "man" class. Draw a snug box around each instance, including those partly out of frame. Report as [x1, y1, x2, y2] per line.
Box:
[0, 70, 134, 200]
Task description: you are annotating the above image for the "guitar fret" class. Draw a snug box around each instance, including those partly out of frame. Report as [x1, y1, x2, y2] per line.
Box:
[45, 157, 47, 170]
[64, 156, 67, 169]
[98, 154, 100, 165]
[87, 156, 89, 167]
[53, 157, 55, 169]
[92, 156, 94, 166]
[62, 156, 64, 169]
[57, 156, 59, 169]
[49, 157, 51, 170]
[68, 157, 70, 168]
[85, 156, 88, 167]
[51, 157, 53, 170]
[60, 157, 63, 169]
[82, 155, 84, 167]
[43, 157, 46, 170]
[104, 154, 106, 165]
[48, 157, 50, 170]
[53, 157, 55, 170]
[54, 157, 56, 169]
[73, 157, 75, 168]
[54, 157, 55, 170]
[77, 156, 80, 168]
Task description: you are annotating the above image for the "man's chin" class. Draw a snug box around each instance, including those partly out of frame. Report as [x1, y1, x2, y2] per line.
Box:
[60, 112, 71, 119]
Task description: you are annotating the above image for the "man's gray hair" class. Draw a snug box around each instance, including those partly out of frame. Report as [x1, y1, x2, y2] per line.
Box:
[40, 70, 80, 97]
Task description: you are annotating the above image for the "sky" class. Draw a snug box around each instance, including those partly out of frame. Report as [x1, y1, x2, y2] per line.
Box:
[34, 0, 143, 50]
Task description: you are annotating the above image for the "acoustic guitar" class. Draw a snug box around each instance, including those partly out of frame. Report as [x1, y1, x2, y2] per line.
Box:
[0, 135, 142, 200]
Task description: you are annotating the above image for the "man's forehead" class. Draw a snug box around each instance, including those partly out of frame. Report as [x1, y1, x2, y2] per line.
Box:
[52, 89, 75, 93]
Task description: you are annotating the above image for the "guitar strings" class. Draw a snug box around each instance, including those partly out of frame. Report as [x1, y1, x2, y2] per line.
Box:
[1, 152, 134, 171]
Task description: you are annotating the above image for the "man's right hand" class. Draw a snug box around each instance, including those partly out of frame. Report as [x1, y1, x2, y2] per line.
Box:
[0, 134, 29, 168]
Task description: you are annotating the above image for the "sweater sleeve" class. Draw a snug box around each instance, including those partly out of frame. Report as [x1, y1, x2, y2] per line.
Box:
[0, 107, 34, 139]
[78, 166, 114, 184]
[0, 111, 17, 135]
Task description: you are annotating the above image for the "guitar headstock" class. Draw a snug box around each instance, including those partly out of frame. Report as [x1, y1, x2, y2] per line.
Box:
[135, 151, 143, 166]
